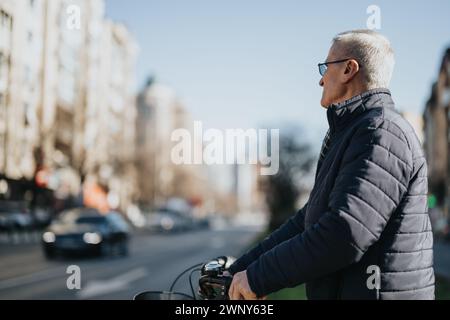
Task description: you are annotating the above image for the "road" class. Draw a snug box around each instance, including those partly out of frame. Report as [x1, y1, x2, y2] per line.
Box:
[0, 225, 261, 300]
[2, 227, 447, 300]
[433, 240, 450, 281]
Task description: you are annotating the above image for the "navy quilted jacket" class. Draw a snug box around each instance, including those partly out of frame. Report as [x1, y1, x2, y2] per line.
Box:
[229, 89, 435, 300]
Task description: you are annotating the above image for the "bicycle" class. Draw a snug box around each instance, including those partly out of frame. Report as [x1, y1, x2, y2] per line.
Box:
[133, 256, 235, 300]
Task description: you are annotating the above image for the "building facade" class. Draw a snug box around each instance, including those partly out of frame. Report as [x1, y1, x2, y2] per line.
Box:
[0, 0, 45, 182]
[0, 0, 139, 214]
[136, 79, 213, 212]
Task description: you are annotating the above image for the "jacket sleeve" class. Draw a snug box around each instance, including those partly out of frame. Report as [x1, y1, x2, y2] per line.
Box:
[246, 123, 413, 297]
[228, 203, 308, 275]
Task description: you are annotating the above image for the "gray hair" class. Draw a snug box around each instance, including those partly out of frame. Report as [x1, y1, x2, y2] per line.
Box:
[332, 29, 395, 89]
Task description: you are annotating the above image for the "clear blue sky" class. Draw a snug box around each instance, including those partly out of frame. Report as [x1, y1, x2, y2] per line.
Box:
[106, 0, 450, 145]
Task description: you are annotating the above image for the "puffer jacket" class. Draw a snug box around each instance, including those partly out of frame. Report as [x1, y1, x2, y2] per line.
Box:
[229, 88, 435, 300]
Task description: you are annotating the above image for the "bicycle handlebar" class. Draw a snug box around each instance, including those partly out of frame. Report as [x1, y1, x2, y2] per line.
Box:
[133, 256, 236, 300]
[198, 256, 235, 300]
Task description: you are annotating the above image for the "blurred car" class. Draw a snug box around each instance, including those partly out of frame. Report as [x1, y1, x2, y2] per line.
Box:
[0, 201, 34, 232]
[146, 208, 196, 233]
[208, 214, 230, 230]
[194, 217, 210, 229]
[31, 208, 52, 230]
[41, 208, 130, 259]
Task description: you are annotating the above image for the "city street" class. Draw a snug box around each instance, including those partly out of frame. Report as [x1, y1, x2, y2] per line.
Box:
[0, 225, 261, 300]
[433, 240, 450, 281]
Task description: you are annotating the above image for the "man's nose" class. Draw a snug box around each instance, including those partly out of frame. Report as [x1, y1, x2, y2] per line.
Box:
[319, 78, 324, 87]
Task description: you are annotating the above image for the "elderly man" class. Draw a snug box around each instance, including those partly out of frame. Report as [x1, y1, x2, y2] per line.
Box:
[228, 29, 435, 300]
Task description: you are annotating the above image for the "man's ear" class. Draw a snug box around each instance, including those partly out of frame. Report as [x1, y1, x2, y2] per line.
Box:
[342, 59, 360, 83]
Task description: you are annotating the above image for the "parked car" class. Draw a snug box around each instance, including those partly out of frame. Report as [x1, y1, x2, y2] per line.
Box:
[41, 208, 130, 259]
[31, 207, 52, 230]
[194, 217, 210, 230]
[0, 201, 34, 232]
[146, 208, 196, 233]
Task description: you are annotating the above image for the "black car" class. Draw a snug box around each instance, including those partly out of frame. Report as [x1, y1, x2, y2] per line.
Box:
[0, 201, 34, 233]
[41, 208, 130, 259]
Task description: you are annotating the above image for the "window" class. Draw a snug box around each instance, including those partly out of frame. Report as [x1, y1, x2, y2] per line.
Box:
[0, 52, 3, 77]
[24, 65, 31, 83]
[0, 10, 12, 30]
[24, 103, 31, 126]
[0, 52, 8, 91]
[76, 216, 107, 226]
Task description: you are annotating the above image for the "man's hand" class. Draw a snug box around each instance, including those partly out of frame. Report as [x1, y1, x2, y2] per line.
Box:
[229, 270, 263, 300]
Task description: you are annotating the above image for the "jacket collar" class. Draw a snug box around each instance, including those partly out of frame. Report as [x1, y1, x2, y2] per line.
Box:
[326, 88, 394, 133]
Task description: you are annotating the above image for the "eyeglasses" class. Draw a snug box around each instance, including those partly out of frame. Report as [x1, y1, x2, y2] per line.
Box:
[318, 58, 353, 77]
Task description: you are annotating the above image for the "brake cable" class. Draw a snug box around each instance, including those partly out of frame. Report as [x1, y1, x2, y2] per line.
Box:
[169, 262, 204, 294]
[189, 268, 202, 300]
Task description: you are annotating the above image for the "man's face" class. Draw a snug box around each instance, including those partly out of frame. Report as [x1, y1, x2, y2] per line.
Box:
[319, 44, 348, 108]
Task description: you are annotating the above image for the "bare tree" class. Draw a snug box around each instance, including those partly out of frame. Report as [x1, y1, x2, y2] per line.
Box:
[261, 126, 316, 231]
